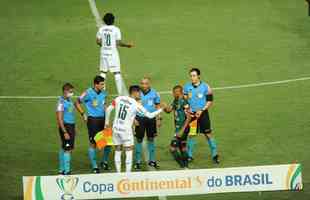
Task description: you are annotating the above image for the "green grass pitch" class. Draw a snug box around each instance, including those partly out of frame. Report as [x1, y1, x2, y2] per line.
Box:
[0, 0, 310, 199]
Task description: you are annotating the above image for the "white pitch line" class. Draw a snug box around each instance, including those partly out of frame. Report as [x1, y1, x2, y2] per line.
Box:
[0, 76, 310, 100]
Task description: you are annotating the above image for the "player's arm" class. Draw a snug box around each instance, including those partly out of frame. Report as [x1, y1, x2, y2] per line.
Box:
[96, 38, 102, 47]
[117, 40, 133, 48]
[137, 103, 165, 119]
[56, 103, 70, 140]
[105, 100, 116, 128]
[202, 85, 213, 111]
[74, 92, 88, 121]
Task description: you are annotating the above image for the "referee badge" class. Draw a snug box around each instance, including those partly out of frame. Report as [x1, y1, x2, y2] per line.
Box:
[188, 92, 192, 98]
[197, 93, 204, 99]
[92, 99, 98, 107]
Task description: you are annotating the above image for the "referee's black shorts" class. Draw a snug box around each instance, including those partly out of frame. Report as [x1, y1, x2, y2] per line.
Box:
[59, 123, 76, 151]
[135, 116, 157, 140]
[193, 110, 212, 134]
[87, 116, 105, 144]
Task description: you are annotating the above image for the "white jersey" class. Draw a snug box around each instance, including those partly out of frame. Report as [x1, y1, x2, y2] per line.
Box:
[105, 96, 162, 146]
[96, 25, 121, 56]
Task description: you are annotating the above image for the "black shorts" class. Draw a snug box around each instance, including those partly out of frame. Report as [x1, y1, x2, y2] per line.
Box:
[135, 116, 157, 140]
[193, 110, 212, 134]
[59, 124, 75, 151]
[87, 116, 105, 144]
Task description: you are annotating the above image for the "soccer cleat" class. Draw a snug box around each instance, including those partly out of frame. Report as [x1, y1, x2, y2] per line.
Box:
[212, 155, 220, 164]
[58, 171, 65, 175]
[134, 163, 142, 170]
[92, 168, 100, 174]
[100, 162, 111, 171]
[188, 157, 194, 162]
[64, 171, 71, 175]
[148, 161, 160, 169]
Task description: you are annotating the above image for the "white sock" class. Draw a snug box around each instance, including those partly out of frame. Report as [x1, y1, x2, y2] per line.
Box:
[125, 150, 133, 173]
[114, 73, 124, 95]
[114, 151, 122, 173]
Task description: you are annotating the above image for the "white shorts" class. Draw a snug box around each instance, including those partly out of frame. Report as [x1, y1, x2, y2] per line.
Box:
[112, 130, 134, 147]
[100, 53, 121, 73]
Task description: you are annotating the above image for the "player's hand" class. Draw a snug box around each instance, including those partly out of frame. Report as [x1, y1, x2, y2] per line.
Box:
[127, 42, 134, 48]
[134, 119, 140, 126]
[64, 133, 70, 140]
[156, 117, 162, 128]
[105, 124, 111, 129]
[82, 113, 88, 122]
[196, 110, 203, 118]
[160, 102, 168, 109]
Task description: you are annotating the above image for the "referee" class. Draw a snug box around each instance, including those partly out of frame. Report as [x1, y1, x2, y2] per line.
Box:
[75, 76, 111, 173]
[56, 83, 76, 175]
[134, 77, 161, 170]
[183, 68, 220, 164]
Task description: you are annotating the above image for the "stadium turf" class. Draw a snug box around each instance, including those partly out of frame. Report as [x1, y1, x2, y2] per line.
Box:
[0, 0, 309, 199]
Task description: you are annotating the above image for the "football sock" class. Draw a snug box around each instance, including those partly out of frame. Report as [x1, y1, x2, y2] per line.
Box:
[170, 150, 183, 167]
[207, 138, 218, 158]
[187, 137, 196, 158]
[125, 150, 133, 172]
[180, 151, 189, 167]
[88, 147, 98, 169]
[102, 146, 111, 163]
[63, 151, 71, 173]
[114, 150, 122, 173]
[135, 142, 142, 164]
[58, 149, 65, 172]
[147, 140, 155, 162]
[114, 73, 123, 95]
[100, 71, 107, 78]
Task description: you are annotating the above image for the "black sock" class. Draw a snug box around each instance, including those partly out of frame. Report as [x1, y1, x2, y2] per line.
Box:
[180, 151, 189, 168]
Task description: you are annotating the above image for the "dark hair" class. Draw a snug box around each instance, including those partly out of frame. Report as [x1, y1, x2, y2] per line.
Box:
[103, 13, 115, 25]
[93, 75, 105, 84]
[62, 83, 74, 92]
[173, 85, 183, 91]
[129, 85, 140, 94]
[189, 68, 201, 76]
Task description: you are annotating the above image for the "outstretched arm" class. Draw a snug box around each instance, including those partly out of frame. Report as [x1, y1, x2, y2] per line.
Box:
[117, 40, 134, 48]
[137, 104, 164, 119]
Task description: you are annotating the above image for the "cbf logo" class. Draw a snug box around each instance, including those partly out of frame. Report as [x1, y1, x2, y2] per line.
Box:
[56, 177, 79, 200]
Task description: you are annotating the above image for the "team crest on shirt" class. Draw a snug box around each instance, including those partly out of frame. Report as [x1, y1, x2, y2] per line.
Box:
[92, 99, 98, 107]
[148, 99, 153, 106]
[197, 93, 204, 99]
[188, 92, 192, 98]
[68, 105, 73, 113]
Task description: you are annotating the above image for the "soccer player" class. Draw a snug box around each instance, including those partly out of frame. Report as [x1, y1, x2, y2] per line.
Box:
[134, 77, 161, 170]
[183, 68, 220, 164]
[105, 85, 165, 173]
[56, 83, 76, 175]
[164, 85, 191, 168]
[75, 75, 111, 173]
[96, 13, 133, 95]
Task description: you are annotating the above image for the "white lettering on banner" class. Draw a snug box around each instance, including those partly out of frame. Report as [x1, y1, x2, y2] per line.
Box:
[23, 164, 302, 200]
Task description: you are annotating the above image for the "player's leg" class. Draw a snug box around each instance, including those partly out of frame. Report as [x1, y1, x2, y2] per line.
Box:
[123, 132, 134, 173]
[200, 111, 220, 164]
[170, 138, 184, 168]
[134, 117, 145, 170]
[187, 118, 197, 162]
[58, 128, 66, 174]
[114, 145, 122, 173]
[99, 56, 108, 79]
[180, 140, 189, 168]
[110, 53, 128, 95]
[146, 118, 159, 169]
[98, 118, 112, 170]
[63, 124, 75, 175]
[87, 117, 100, 173]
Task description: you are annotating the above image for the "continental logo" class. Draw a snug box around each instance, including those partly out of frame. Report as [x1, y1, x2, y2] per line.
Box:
[117, 176, 204, 195]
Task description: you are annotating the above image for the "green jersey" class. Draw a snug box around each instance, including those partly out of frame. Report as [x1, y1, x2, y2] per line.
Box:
[171, 98, 189, 134]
